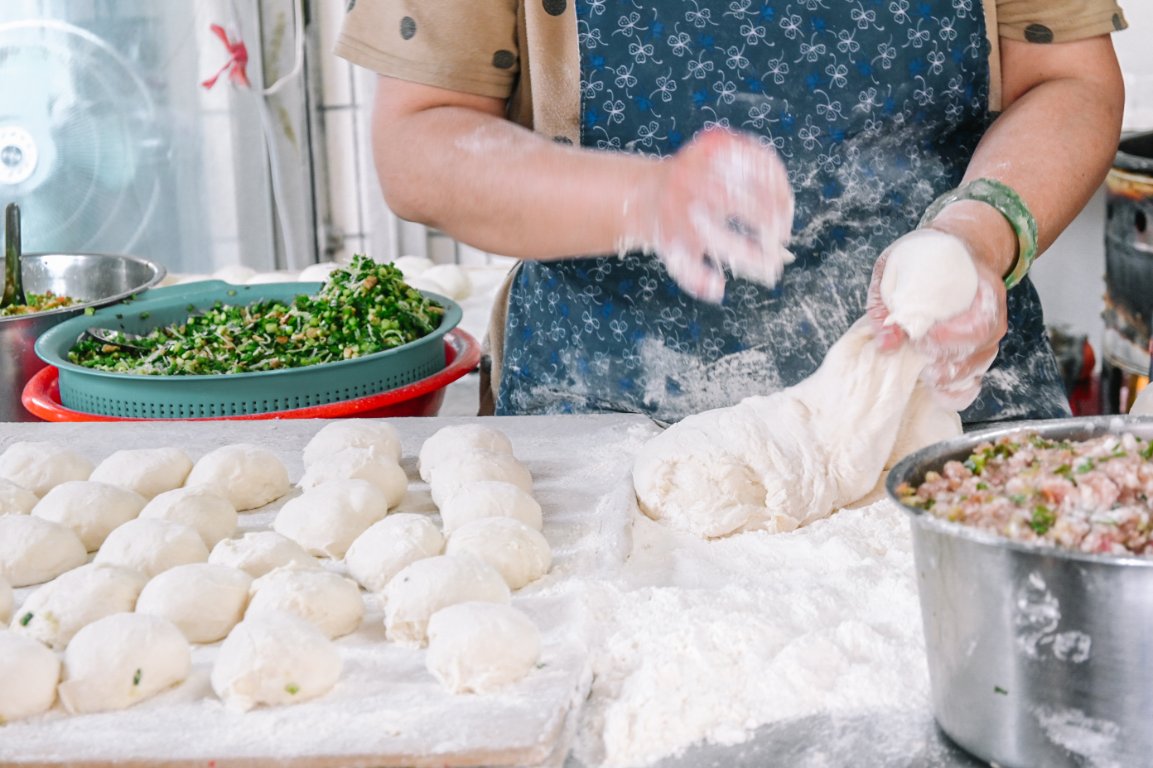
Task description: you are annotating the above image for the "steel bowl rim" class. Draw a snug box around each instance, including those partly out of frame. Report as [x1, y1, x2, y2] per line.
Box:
[0, 251, 167, 322]
[886, 414, 1153, 569]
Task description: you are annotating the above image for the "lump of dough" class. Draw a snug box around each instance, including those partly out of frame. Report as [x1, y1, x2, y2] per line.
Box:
[416, 263, 471, 301]
[392, 254, 434, 278]
[429, 452, 533, 509]
[885, 380, 963, 470]
[298, 448, 407, 508]
[0, 575, 11, 624]
[11, 563, 147, 649]
[138, 486, 238, 549]
[211, 610, 342, 712]
[0, 631, 60, 721]
[208, 531, 319, 578]
[0, 441, 93, 496]
[135, 563, 252, 644]
[0, 478, 38, 516]
[446, 517, 551, 590]
[439, 480, 543, 535]
[32, 480, 146, 551]
[345, 513, 444, 592]
[88, 447, 193, 500]
[246, 566, 364, 639]
[185, 444, 290, 511]
[419, 424, 514, 482]
[384, 554, 510, 647]
[94, 518, 209, 579]
[0, 515, 87, 587]
[58, 612, 191, 714]
[302, 421, 402, 466]
[273, 479, 391, 558]
[426, 602, 541, 694]
[880, 229, 978, 341]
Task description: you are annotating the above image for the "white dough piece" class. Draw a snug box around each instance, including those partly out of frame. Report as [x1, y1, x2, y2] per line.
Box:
[392, 254, 434, 278]
[885, 380, 964, 470]
[344, 513, 445, 592]
[0, 631, 61, 721]
[0, 477, 38, 516]
[185, 444, 290, 511]
[426, 602, 542, 694]
[58, 613, 191, 714]
[0, 441, 93, 497]
[0, 575, 11, 624]
[419, 424, 515, 482]
[302, 420, 402, 466]
[212, 611, 342, 712]
[32, 480, 147, 551]
[0, 515, 87, 587]
[880, 229, 979, 340]
[298, 448, 407, 508]
[88, 447, 193, 500]
[439, 479, 543, 535]
[273, 479, 391, 558]
[384, 554, 510, 647]
[208, 531, 320, 578]
[297, 261, 341, 283]
[247, 566, 364, 639]
[11, 563, 147, 649]
[446, 517, 551, 590]
[429, 452, 533, 509]
[135, 563, 252, 644]
[94, 518, 209, 579]
[418, 263, 472, 300]
[139, 486, 238, 549]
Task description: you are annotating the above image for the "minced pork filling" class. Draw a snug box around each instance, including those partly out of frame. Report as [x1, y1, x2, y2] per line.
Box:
[896, 432, 1153, 556]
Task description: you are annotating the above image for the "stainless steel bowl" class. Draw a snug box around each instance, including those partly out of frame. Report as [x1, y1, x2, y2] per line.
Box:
[886, 415, 1153, 768]
[0, 252, 166, 422]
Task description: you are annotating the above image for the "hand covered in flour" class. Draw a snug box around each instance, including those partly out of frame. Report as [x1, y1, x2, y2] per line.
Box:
[619, 128, 795, 303]
[866, 228, 1007, 411]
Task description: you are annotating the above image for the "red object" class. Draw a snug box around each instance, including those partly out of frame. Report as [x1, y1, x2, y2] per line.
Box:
[201, 24, 251, 90]
[22, 329, 481, 422]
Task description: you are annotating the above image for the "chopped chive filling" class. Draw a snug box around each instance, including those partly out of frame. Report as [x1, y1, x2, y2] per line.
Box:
[132, 668, 142, 686]
[19, 611, 33, 626]
[285, 683, 300, 695]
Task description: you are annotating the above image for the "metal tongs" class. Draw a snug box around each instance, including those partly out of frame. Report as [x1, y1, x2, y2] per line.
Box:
[1, 203, 25, 309]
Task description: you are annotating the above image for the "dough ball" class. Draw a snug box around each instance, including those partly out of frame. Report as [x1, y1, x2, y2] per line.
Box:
[0, 441, 93, 496]
[0, 631, 61, 720]
[208, 531, 320, 578]
[212, 610, 342, 712]
[247, 566, 364, 639]
[419, 424, 514, 482]
[273, 479, 391, 559]
[185, 444, 290, 511]
[345, 513, 444, 592]
[139, 486, 238, 549]
[880, 229, 979, 340]
[426, 602, 541, 694]
[0, 477, 38, 516]
[94, 518, 209, 579]
[0, 515, 87, 587]
[392, 254, 434, 278]
[298, 448, 407, 508]
[11, 563, 147, 649]
[430, 453, 533, 510]
[439, 479, 543, 535]
[418, 263, 471, 300]
[384, 554, 510, 647]
[135, 563, 252, 644]
[302, 421, 402, 466]
[88, 447, 193, 500]
[0, 575, 11, 624]
[59, 612, 191, 714]
[297, 261, 341, 283]
[32, 480, 147, 551]
[446, 517, 551, 590]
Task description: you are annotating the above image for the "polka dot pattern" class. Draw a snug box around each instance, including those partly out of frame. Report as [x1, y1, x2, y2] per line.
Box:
[399, 16, 417, 40]
[492, 50, 515, 69]
[1023, 23, 1053, 43]
[542, 0, 567, 15]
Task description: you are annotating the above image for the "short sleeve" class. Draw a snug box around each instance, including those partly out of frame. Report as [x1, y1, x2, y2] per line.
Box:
[334, 1, 520, 100]
[996, 0, 1128, 44]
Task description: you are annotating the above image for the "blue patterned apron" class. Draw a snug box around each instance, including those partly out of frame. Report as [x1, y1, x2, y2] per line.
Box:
[497, 0, 1070, 425]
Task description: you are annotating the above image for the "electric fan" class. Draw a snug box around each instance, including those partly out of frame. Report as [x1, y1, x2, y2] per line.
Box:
[0, 19, 163, 254]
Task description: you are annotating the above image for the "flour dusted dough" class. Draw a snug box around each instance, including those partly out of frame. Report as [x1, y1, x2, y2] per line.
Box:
[0, 575, 11, 624]
[208, 531, 319, 578]
[58, 612, 191, 714]
[0, 515, 87, 587]
[426, 602, 542, 694]
[345, 512, 444, 592]
[211, 610, 343, 711]
[246, 566, 364, 639]
[185, 444, 290, 511]
[439, 479, 543, 535]
[302, 420, 402, 466]
[273, 479, 391, 558]
[0, 631, 60, 721]
[0, 441, 93, 497]
[88, 447, 193, 500]
[32, 480, 146, 551]
[135, 563, 253, 643]
[384, 554, 510, 647]
[0, 478, 38, 516]
[11, 563, 147, 649]
[94, 518, 209, 578]
[419, 424, 515, 482]
[880, 229, 978, 341]
[429, 452, 533, 509]
[297, 448, 407, 509]
[139, 486, 238, 549]
[446, 517, 552, 590]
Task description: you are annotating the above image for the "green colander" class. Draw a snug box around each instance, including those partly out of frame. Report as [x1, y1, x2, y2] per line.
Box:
[34, 280, 461, 419]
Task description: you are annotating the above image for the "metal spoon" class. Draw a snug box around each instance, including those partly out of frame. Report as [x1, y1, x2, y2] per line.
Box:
[82, 326, 150, 353]
[1, 202, 25, 309]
